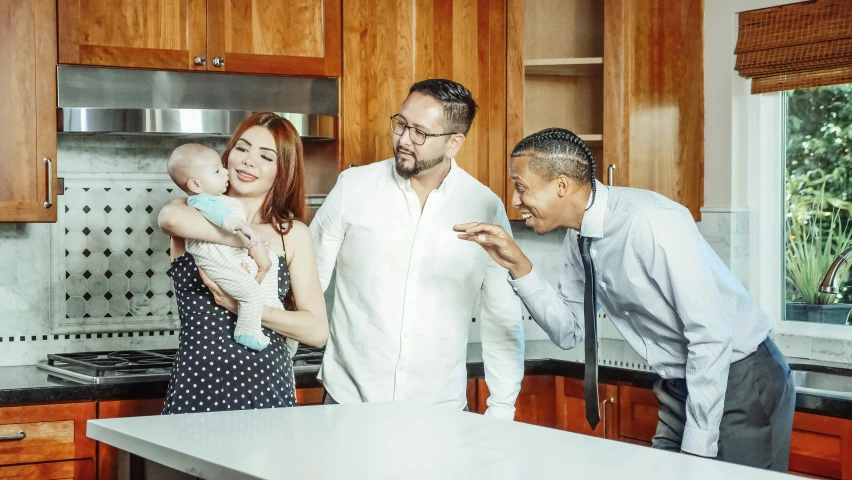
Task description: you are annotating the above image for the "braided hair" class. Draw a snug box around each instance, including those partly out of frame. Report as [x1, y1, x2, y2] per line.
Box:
[511, 128, 596, 210]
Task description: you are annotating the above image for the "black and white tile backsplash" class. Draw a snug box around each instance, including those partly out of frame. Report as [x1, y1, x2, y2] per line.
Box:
[60, 184, 183, 324]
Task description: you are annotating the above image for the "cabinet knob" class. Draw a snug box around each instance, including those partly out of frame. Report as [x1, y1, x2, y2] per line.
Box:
[193, 55, 206, 66]
[348, 163, 356, 168]
[212, 56, 225, 68]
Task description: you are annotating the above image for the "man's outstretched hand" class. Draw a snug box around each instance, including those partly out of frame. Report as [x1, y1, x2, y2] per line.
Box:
[453, 222, 533, 279]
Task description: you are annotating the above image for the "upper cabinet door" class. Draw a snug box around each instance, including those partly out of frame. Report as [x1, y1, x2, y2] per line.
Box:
[207, 0, 342, 77]
[0, 0, 57, 222]
[603, 0, 704, 220]
[57, 0, 207, 71]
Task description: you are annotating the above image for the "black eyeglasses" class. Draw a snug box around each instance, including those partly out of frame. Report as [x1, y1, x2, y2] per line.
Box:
[390, 114, 457, 146]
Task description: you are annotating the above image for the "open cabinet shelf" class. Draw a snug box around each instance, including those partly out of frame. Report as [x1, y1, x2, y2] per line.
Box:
[508, 0, 606, 221]
[525, 57, 603, 77]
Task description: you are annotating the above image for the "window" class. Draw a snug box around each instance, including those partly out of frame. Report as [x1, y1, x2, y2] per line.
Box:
[784, 83, 852, 324]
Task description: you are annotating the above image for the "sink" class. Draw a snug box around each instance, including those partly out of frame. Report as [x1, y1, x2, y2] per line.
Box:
[791, 370, 852, 400]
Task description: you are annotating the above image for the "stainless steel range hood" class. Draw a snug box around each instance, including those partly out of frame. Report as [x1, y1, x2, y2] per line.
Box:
[57, 66, 338, 139]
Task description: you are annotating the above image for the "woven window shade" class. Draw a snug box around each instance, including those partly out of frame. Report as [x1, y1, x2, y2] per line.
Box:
[734, 0, 852, 93]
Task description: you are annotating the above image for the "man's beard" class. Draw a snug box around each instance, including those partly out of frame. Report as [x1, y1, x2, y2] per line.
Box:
[394, 147, 445, 178]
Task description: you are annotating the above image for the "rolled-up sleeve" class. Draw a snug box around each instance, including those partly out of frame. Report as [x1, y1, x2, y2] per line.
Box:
[478, 209, 525, 420]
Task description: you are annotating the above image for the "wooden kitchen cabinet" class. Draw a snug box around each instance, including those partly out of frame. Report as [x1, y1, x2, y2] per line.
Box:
[506, 0, 703, 221]
[505, 0, 604, 221]
[57, 0, 342, 76]
[57, 0, 206, 71]
[96, 399, 164, 480]
[0, 459, 94, 480]
[207, 0, 341, 77]
[554, 377, 619, 439]
[0, 0, 58, 223]
[296, 388, 325, 406]
[616, 384, 659, 446]
[477, 376, 556, 427]
[0, 402, 95, 476]
[466, 378, 478, 413]
[602, 0, 704, 221]
[342, 0, 508, 199]
[788, 411, 852, 479]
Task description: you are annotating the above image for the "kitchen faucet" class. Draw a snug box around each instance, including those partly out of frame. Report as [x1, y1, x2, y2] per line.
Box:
[818, 246, 852, 294]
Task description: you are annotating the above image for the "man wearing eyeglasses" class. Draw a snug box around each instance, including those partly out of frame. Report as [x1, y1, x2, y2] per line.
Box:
[309, 79, 525, 418]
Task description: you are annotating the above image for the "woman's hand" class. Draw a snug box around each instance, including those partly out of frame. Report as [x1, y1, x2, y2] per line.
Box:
[453, 222, 533, 279]
[198, 268, 238, 313]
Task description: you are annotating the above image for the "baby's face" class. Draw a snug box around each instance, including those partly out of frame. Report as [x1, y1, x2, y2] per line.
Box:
[191, 152, 229, 195]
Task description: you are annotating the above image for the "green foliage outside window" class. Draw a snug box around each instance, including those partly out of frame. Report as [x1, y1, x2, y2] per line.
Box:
[786, 84, 852, 310]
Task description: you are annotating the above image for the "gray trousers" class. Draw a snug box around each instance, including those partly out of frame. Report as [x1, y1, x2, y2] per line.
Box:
[651, 338, 796, 472]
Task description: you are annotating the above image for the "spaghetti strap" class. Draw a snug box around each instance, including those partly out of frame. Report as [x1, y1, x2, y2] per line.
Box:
[279, 223, 287, 255]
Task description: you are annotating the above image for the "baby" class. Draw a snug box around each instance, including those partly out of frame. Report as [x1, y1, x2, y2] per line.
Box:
[167, 143, 280, 351]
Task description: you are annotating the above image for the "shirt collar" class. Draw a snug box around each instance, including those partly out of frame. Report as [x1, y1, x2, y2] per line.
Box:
[391, 157, 459, 193]
[579, 180, 609, 239]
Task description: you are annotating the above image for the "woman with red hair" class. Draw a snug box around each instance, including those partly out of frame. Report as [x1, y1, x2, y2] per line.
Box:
[158, 112, 328, 413]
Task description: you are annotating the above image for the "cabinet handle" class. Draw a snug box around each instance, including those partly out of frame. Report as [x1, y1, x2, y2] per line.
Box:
[0, 431, 25, 442]
[348, 163, 356, 168]
[601, 397, 614, 437]
[193, 55, 206, 66]
[607, 164, 616, 186]
[43, 157, 53, 209]
[212, 56, 225, 68]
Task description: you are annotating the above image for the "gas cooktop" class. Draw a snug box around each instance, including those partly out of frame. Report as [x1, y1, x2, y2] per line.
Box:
[37, 346, 325, 384]
[37, 349, 177, 384]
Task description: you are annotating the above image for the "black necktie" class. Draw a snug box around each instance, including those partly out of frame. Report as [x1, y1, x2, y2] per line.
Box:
[577, 234, 600, 430]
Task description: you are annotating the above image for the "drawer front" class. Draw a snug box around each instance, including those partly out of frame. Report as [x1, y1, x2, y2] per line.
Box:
[0, 403, 95, 466]
[96, 399, 165, 480]
[0, 458, 94, 479]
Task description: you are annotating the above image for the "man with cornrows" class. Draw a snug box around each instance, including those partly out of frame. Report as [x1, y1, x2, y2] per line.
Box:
[457, 127, 795, 472]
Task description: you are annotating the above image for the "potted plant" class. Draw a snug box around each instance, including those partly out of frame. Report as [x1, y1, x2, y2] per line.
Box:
[785, 184, 852, 324]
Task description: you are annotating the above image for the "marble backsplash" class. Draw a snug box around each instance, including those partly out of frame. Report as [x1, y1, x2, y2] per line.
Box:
[1, 136, 849, 367]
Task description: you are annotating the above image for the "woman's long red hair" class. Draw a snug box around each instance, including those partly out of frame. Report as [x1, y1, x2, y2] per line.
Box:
[222, 112, 306, 234]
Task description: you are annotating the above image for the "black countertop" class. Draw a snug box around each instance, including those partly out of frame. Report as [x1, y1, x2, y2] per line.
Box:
[0, 366, 322, 407]
[2, 358, 850, 420]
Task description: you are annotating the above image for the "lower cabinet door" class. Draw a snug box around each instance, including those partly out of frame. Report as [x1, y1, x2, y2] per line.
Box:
[788, 411, 852, 479]
[477, 376, 557, 427]
[554, 377, 617, 438]
[617, 384, 659, 446]
[96, 399, 164, 480]
[0, 459, 94, 480]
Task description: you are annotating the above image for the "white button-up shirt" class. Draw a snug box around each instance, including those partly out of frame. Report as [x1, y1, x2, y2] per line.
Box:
[509, 181, 772, 456]
[310, 158, 525, 419]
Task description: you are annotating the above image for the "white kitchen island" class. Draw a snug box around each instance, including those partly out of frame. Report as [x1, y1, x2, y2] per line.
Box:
[87, 401, 789, 480]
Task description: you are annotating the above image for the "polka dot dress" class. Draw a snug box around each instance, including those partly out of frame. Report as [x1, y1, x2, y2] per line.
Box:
[162, 252, 297, 414]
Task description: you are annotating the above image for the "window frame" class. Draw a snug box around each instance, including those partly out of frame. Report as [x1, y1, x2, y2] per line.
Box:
[707, 0, 852, 340]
